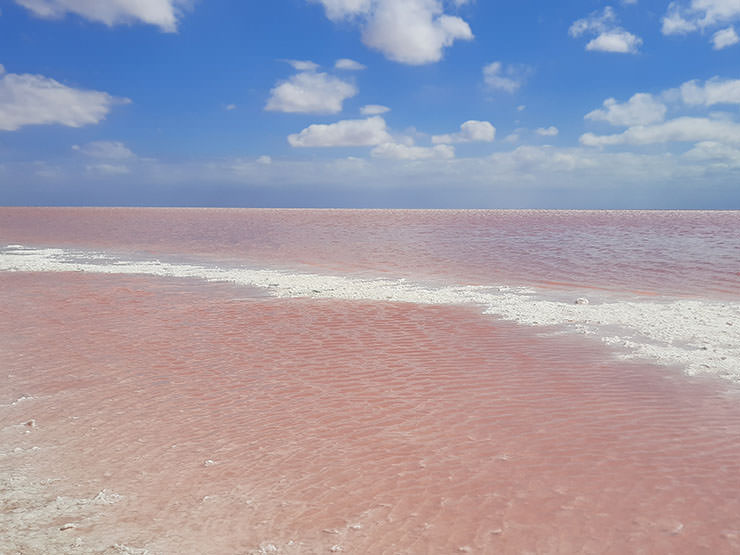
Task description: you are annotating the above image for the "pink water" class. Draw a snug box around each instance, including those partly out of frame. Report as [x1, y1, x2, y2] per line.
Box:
[2, 209, 740, 553]
[2, 207, 739, 297]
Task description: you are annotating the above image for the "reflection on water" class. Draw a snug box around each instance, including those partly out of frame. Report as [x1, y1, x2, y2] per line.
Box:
[2, 273, 740, 553]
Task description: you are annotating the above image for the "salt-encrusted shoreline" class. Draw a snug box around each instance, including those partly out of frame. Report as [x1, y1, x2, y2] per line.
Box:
[2, 244, 739, 382]
[0, 428, 147, 554]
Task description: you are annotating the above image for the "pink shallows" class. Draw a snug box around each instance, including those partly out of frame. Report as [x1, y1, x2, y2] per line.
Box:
[2, 272, 740, 553]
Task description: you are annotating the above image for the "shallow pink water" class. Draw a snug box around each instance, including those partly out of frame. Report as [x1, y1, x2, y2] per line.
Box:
[3, 272, 740, 553]
[2, 208, 739, 297]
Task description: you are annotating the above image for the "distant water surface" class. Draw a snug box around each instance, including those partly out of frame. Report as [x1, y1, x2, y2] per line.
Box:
[2, 207, 738, 298]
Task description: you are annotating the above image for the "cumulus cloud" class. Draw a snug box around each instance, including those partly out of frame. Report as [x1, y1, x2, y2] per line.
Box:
[535, 126, 559, 136]
[582, 76, 740, 159]
[371, 142, 455, 160]
[265, 66, 357, 114]
[431, 120, 495, 144]
[679, 77, 740, 106]
[335, 58, 366, 70]
[570, 7, 642, 54]
[309, 0, 372, 20]
[586, 93, 667, 126]
[288, 116, 391, 147]
[0, 71, 128, 131]
[662, 0, 740, 35]
[712, 26, 740, 48]
[310, 0, 473, 65]
[360, 104, 390, 115]
[482, 62, 531, 93]
[14, 0, 190, 32]
[586, 31, 643, 53]
[580, 116, 740, 147]
[72, 140, 135, 159]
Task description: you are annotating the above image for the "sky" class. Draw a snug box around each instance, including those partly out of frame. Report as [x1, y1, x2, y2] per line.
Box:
[1, 0, 740, 208]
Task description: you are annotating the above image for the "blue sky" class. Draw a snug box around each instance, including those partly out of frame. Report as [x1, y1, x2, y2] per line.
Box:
[1, 0, 740, 207]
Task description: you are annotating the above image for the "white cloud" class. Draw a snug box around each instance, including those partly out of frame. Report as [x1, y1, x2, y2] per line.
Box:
[712, 26, 740, 48]
[432, 120, 495, 144]
[586, 93, 667, 126]
[661, 5, 698, 34]
[311, 0, 473, 65]
[265, 70, 357, 114]
[371, 142, 455, 160]
[662, 0, 740, 36]
[683, 140, 740, 165]
[570, 7, 642, 54]
[286, 60, 320, 71]
[580, 116, 740, 147]
[586, 31, 642, 53]
[257, 155, 273, 165]
[0, 71, 128, 131]
[679, 77, 740, 106]
[335, 58, 366, 70]
[483, 62, 531, 93]
[288, 116, 391, 147]
[72, 140, 135, 159]
[0, 65, 5, 75]
[308, 0, 372, 21]
[363, 0, 473, 64]
[360, 104, 390, 115]
[536, 126, 559, 136]
[14, 0, 190, 32]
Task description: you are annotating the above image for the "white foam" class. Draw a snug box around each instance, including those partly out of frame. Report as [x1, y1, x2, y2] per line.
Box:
[2, 245, 739, 382]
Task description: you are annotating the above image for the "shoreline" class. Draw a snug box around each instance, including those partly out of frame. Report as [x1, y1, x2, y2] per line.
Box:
[2, 244, 738, 383]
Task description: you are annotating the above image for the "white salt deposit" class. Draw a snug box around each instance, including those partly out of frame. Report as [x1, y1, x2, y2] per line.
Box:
[2, 245, 739, 382]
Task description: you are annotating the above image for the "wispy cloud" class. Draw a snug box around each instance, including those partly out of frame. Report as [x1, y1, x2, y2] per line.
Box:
[482, 62, 532, 93]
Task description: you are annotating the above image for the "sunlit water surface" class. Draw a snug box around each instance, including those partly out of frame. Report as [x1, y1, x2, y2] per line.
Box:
[1, 209, 740, 553]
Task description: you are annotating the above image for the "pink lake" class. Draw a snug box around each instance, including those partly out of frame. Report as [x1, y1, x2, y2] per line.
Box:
[1, 209, 740, 553]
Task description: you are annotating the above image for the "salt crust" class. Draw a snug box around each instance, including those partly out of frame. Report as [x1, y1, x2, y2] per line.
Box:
[2, 245, 739, 382]
[0, 470, 134, 554]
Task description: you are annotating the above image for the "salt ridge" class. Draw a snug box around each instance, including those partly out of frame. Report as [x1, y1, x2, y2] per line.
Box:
[2, 245, 738, 382]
